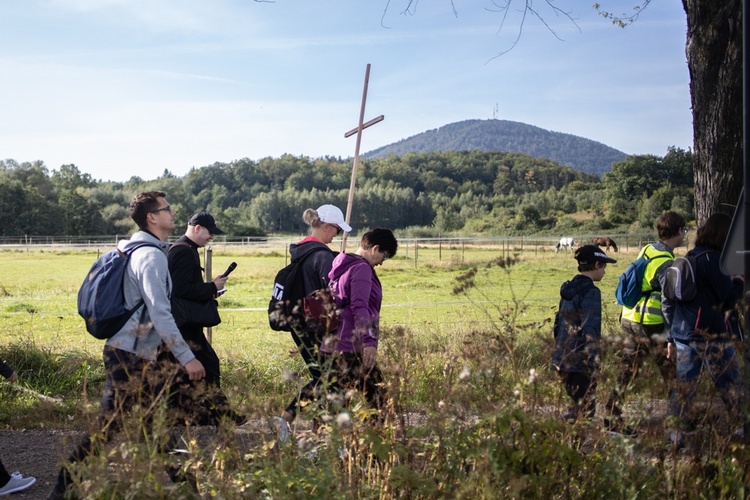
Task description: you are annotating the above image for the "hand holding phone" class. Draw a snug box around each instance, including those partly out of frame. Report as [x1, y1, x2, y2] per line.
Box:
[221, 262, 237, 278]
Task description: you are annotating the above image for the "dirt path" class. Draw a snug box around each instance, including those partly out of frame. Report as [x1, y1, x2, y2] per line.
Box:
[1, 423, 269, 500]
[2, 428, 82, 499]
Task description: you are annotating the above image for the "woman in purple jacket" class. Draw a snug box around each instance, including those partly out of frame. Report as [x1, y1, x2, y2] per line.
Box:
[323, 228, 398, 417]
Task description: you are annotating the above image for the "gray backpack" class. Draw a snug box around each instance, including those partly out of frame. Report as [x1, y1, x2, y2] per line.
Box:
[662, 251, 709, 302]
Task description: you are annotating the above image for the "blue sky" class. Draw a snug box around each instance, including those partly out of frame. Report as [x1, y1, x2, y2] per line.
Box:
[1, 1, 691, 182]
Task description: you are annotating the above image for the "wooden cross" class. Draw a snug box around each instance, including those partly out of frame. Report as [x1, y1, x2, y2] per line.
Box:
[341, 63, 384, 251]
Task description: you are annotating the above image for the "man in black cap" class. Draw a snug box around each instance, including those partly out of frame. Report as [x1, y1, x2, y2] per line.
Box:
[167, 212, 244, 425]
[551, 244, 617, 423]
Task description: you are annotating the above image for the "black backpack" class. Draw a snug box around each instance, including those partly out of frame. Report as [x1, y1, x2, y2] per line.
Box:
[268, 247, 328, 332]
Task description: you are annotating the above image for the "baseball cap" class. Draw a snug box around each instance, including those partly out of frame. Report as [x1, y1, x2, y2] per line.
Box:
[188, 212, 224, 235]
[317, 204, 352, 233]
[575, 244, 617, 265]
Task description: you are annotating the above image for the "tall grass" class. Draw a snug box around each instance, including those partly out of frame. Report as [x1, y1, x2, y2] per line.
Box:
[1, 246, 748, 497]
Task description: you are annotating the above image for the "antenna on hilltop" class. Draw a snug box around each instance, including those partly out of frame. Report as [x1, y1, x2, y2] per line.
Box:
[493, 102, 499, 120]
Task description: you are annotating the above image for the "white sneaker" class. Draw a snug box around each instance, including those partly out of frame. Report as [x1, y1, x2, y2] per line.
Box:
[273, 416, 292, 444]
[0, 472, 36, 496]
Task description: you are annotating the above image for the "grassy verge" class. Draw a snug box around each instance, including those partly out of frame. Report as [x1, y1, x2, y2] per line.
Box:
[1, 246, 747, 497]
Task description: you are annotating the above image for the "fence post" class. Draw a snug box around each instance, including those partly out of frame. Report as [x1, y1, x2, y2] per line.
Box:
[414, 241, 418, 268]
[204, 245, 213, 343]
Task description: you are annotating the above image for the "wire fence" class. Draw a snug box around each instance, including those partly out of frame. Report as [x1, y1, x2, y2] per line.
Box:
[0, 233, 656, 255]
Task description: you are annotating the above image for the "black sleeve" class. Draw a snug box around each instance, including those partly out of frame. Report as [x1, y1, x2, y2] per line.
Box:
[0, 355, 14, 379]
[303, 249, 336, 295]
[168, 245, 217, 301]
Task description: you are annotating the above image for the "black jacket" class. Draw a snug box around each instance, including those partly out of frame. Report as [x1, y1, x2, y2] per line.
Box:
[168, 235, 218, 306]
[551, 274, 602, 373]
[166, 235, 221, 382]
[289, 239, 337, 297]
[0, 355, 13, 379]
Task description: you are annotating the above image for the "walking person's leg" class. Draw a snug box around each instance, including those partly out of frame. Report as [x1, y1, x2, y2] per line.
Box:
[605, 321, 645, 421]
[561, 372, 595, 420]
[275, 328, 324, 441]
[668, 340, 703, 448]
[704, 341, 743, 419]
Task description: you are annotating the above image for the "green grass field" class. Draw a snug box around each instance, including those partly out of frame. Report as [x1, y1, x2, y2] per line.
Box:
[0, 242, 646, 416]
[1, 242, 635, 350]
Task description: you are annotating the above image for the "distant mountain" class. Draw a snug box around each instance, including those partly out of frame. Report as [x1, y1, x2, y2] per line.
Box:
[364, 119, 627, 177]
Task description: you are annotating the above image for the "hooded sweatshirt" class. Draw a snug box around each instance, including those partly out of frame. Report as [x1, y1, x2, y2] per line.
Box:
[324, 252, 381, 354]
[289, 238, 336, 296]
[105, 231, 195, 366]
[550, 274, 601, 373]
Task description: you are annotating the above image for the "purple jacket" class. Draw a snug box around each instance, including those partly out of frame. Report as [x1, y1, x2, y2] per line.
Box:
[323, 252, 382, 354]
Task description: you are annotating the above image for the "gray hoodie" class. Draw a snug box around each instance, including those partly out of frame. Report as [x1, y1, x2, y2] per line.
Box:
[104, 231, 195, 366]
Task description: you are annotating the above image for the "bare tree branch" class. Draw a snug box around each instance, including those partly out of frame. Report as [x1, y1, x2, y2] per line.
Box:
[485, 0, 580, 61]
[594, 1, 652, 28]
[380, 1, 580, 59]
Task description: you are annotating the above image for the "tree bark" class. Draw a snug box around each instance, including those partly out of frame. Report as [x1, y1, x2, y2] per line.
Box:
[684, 0, 742, 224]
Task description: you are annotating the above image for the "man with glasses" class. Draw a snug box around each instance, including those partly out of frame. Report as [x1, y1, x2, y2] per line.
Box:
[604, 210, 687, 435]
[166, 212, 245, 425]
[48, 191, 205, 498]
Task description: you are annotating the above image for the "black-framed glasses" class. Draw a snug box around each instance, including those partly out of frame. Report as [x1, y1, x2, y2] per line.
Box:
[330, 224, 342, 235]
[151, 205, 173, 214]
[382, 251, 391, 260]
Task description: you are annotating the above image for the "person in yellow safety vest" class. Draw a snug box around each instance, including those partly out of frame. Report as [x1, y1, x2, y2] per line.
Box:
[604, 211, 687, 436]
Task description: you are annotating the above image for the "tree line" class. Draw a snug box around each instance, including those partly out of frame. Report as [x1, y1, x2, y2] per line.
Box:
[0, 147, 693, 238]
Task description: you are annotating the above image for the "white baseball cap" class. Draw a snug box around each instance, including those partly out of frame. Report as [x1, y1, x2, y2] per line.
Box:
[317, 204, 352, 233]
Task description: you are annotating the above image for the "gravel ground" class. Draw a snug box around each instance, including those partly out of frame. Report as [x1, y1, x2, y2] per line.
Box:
[1, 428, 82, 499]
[0, 422, 269, 500]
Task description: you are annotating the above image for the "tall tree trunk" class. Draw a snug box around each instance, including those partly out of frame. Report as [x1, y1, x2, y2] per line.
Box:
[684, 0, 742, 224]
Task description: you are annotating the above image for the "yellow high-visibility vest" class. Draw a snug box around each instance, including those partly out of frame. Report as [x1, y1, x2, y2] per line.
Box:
[621, 244, 673, 325]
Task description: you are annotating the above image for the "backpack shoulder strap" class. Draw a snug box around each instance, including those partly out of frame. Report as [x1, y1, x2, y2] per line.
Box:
[121, 242, 160, 259]
[167, 241, 191, 253]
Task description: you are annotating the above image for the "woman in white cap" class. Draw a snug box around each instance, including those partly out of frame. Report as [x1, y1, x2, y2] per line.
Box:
[273, 204, 351, 442]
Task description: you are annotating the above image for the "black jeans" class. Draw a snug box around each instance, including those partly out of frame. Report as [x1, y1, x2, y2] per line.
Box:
[284, 327, 325, 419]
[0, 458, 10, 487]
[160, 332, 239, 425]
[558, 371, 597, 419]
[324, 352, 388, 418]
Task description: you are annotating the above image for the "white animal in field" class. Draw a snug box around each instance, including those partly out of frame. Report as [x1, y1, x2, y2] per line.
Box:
[555, 237, 576, 253]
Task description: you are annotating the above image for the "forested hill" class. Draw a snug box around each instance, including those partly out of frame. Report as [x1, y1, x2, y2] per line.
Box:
[365, 119, 627, 177]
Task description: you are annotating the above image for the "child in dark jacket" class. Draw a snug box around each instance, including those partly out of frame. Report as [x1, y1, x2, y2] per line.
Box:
[551, 244, 616, 422]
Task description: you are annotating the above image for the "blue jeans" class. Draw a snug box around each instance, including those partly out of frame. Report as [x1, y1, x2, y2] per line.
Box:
[668, 339, 743, 427]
